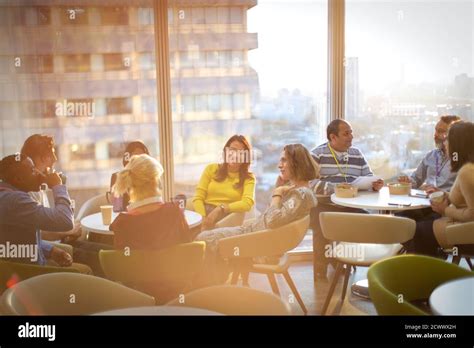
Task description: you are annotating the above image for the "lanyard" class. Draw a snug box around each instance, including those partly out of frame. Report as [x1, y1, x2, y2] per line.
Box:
[328, 143, 348, 182]
[435, 151, 447, 178]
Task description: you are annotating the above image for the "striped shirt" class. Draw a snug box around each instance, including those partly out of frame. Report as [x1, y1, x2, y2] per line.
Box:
[310, 142, 373, 196]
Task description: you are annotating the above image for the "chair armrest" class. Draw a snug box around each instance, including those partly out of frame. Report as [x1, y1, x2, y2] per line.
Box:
[218, 219, 308, 259]
[446, 222, 474, 245]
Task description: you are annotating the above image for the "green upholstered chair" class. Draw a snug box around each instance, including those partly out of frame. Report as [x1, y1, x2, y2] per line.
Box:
[167, 285, 293, 315]
[99, 242, 206, 304]
[368, 254, 473, 315]
[0, 272, 155, 315]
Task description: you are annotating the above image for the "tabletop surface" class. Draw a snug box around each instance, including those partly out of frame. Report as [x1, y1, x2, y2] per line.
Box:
[94, 305, 222, 316]
[331, 187, 431, 211]
[81, 209, 202, 234]
[429, 277, 474, 315]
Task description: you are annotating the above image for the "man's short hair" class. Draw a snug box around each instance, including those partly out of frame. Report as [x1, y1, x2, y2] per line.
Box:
[440, 115, 461, 125]
[21, 134, 55, 160]
[326, 119, 348, 141]
[0, 154, 28, 182]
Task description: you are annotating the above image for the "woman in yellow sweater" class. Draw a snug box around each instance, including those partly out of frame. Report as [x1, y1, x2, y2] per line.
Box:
[193, 135, 256, 231]
[431, 121, 474, 249]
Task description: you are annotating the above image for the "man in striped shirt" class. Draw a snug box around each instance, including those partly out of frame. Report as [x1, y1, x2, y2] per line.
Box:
[310, 119, 384, 279]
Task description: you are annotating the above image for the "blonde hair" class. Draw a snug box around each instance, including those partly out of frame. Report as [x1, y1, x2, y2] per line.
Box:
[113, 154, 163, 202]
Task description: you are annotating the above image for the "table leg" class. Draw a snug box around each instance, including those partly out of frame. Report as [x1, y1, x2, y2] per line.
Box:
[350, 209, 392, 299]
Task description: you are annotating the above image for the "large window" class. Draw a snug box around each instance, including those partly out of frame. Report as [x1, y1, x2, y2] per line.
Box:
[345, 0, 474, 180]
[2, 0, 472, 254]
[0, 2, 160, 208]
[169, 1, 328, 252]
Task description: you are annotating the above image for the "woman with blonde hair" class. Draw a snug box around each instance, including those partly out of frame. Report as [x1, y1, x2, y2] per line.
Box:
[196, 143, 319, 247]
[110, 154, 191, 250]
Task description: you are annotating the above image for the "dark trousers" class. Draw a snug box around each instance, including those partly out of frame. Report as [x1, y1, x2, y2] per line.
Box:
[396, 208, 441, 257]
[310, 202, 367, 275]
[69, 240, 114, 277]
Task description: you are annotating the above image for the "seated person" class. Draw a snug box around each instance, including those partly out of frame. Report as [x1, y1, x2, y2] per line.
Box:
[110, 154, 191, 250]
[21, 134, 82, 243]
[400, 115, 461, 193]
[109, 154, 191, 301]
[414, 121, 474, 256]
[195, 143, 318, 249]
[193, 135, 256, 231]
[310, 119, 384, 279]
[398, 115, 461, 220]
[22, 134, 112, 275]
[110, 141, 150, 212]
[0, 154, 91, 274]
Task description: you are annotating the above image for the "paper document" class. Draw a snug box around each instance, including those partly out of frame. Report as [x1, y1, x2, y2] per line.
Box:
[410, 189, 428, 198]
[351, 176, 382, 190]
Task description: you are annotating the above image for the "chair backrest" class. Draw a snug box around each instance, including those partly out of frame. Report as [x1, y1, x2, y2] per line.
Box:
[367, 254, 473, 315]
[0, 260, 78, 295]
[75, 193, 108, 221]
[166, 285, 292, 315]
[320, 212, 415, 244]
[99, 242, 206, 284]
[446, 222, 474, 245]
[218, 215, 310, 258]
[0, 272, 155, 315]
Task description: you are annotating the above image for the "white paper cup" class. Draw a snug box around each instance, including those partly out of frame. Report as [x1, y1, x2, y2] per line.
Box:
[429, 191, 445, 204]
[100, 205, 113, 225]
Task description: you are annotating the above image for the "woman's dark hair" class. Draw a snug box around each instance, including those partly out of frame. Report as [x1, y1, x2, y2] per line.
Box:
[215, 135, 253, 189]
[21, 134, 55, 161]
[440, 115, 461, 125]
[123, 141, 150, 167]
[283, 144, 320, 182]
[447, 121, 474, 172]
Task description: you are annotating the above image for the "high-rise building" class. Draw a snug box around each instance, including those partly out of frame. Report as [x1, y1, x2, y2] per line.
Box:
[0, 1, 260, 203]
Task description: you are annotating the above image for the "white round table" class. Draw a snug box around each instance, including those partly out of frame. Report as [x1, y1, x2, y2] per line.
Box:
[81, 209, 202, 235]
[331, 187, 431, 212]
[94, 305, 222, 316]
[429, 277, 474, 315]
[330, 186, 430, 299]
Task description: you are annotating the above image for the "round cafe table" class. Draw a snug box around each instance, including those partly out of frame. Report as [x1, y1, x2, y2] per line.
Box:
[429, 277, 474, 315]
[330, 186, 431, 299]
[94, 305, 222, 316]
[331, 186, 431, 213]
[81, 209, 202, 235]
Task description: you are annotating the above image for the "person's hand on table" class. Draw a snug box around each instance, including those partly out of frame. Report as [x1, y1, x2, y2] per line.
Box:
[422, 184, 441, 195]
[397, 175, 411, 184]
[50, 246, 73, 267]
[431, 195, 449, 215]
[372, 179, 384, 192]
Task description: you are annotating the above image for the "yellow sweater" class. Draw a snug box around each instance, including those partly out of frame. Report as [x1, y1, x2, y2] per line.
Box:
[192, 163, 256, 217]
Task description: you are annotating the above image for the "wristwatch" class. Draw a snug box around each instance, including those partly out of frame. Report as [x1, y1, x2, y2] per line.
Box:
[219, 204, 226, 213]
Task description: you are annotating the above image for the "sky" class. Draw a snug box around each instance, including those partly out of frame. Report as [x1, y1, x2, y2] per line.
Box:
[247, 0, 474, 97]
